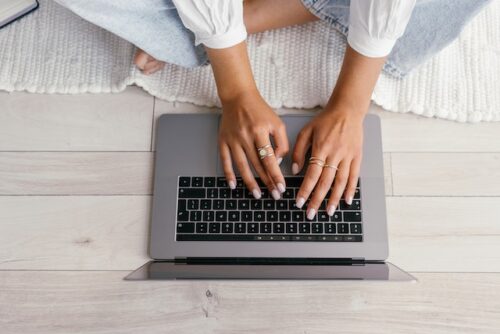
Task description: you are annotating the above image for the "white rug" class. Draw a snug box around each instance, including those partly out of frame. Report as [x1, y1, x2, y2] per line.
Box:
[0, 0, 498, 122]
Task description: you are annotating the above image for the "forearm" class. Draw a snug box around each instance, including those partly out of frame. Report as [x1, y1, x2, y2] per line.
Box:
[326, 45, 386, 118]
[205, 42, 258, 103]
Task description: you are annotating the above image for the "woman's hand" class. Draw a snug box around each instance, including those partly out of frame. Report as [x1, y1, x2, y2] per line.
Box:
[292, 107, 364, 219]
[219, 90, 288, 200]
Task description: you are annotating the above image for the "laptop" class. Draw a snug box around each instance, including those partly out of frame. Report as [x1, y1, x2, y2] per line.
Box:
[126, 113, 415, 281]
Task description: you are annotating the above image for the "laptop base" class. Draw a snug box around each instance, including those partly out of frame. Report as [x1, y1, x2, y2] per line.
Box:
[125, 261, 416, 281]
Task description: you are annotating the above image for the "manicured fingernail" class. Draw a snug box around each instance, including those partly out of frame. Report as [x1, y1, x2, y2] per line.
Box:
[307, 208, 316, 220]
[252, 188, 261, 199]
[292, 163, 299, 175]
[277, 157, 283, 165]
[327, 205, 336, 216]
[346, 196, 353, 205]
[228, 180, 236, 190]
[272, 189, 281, 200]
[296, 197, 305, 209]
[277, 183, 286, 193]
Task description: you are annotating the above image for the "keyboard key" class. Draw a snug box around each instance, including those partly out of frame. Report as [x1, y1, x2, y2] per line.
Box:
[192, 177, 203, 187]
[260, 189, 269, 198]
[260, 223, 272, 233]
[286, 177, 302, 187]
[289, 200, 299, 210]
[209, 223, 221, 233]
[251, 200, 262, 210]
[204, 177, 216, 187]
[226, 200, 237, 210]
[187, 199, 198, 210]
[177, 222, 194, 233]
[222, 223, 233, 233]
[273, 223, 285, 233]
[279, 211, 291, 222]
[254, 211, 265, 221]
[215, 211, 227, 221]
[340, 199, 361, 211]
[354, 188, 360, 199]
[235, 223, 246, 233]
[203, 211, 214, 221]
[267, 211, 278, 221]
[178, 199, 187, 211]
[228, 211, 240, 222]
[196, 222, 208, 233]
[241, 211, 253, 221]
[344, 212, 362, 222]
[331, 212, 342, 222]
[236, 179, 244, 188]
[207, 188, 218, 199]
[292, 211, 304, 222]
[312, 223, 323, 234]
[264, 200, 275, 210]
[325, 223, 336, 234]
[200, 199, 211, 210]
[232, 189, 243, 198]
[238, 200, 250, 210]
[317, 211, 329, 222]
[220, 188, 231, 199]
[299, 223, 310, 233]
[282, 189, 294, 198]
[286, 223, 297, 233]
[179, 188, 205, 199]
[177, 210, 189, 221]
[338, 223, 349, 234]
[190, 211, 201, 221]
[213, 200, 224, 210]
[248, 223, 259, 233]
[217, 177, 228, 187]
[179, 177, 190, 187]
[276, 200, 288, 210]
[350, 223, 362, 234]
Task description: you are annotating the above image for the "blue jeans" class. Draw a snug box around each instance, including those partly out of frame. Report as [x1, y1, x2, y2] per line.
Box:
[55, 0, 491, 77]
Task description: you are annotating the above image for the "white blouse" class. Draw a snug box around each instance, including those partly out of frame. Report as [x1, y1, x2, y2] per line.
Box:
[172, 0, 416, 58]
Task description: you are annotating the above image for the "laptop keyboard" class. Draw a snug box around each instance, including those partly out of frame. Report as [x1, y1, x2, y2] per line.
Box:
[176, 176, 363, 242]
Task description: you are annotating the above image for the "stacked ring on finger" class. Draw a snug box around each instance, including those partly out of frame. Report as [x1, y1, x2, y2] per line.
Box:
[308, 156, 325, 168]
[323, 163, 339, 170]
[257, 144, 274, 160]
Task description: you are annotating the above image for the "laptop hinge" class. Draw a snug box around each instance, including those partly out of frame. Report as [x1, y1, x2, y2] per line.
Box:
[174, 257, 366, 265]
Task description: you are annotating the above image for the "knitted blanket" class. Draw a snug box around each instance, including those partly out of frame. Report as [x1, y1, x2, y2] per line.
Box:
[0, 0, 498, 122]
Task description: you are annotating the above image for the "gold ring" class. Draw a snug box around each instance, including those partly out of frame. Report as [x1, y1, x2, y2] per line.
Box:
[309, 160, 325, 168]
[257, 144, 273, 159]
[324, 164, 338, 170]
[309, 156, 325, 163]
[260, 152, 275, 160]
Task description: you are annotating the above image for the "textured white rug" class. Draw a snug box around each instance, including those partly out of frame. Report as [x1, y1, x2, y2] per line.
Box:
[0, 0, 498, 122]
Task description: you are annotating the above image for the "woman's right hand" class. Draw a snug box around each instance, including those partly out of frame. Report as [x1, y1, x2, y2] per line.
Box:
[219, 90, 288, 200]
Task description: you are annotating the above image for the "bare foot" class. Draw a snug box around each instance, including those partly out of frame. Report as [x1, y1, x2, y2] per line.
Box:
[134, 49, 165, 75]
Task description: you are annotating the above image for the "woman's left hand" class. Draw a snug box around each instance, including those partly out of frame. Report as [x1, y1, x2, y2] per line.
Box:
[292, 107, 364, 219]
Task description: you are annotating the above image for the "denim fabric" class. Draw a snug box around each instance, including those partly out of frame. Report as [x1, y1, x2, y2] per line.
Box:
[301, 0, 492, 77]
[57, 0, 490, 76]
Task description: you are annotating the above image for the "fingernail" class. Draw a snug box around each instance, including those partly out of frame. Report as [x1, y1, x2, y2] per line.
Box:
[228, 180, 236, 190]
[292, 163, 299, 175]
[296, 197, 305, 209]
[252, 188, 261, 199]
[271, 189, 281, 200]
[307, 208, 316, 220]
[277, 183, 286, 193]
[277, 157, 283, 165]
[346, 196, 353, 205]
[327, 205, 336, 216]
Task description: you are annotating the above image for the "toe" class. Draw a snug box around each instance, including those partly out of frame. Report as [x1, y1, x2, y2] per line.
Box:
[134, 49, 149, 70]
[143, 61, 166, 75]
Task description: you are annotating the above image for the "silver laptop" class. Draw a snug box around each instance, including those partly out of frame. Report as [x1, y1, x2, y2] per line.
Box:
[126, 113, 414, 281]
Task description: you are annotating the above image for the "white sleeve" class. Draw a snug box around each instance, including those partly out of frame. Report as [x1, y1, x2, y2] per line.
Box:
[172, 0, 247, 49]
[348, 0, 416, 58]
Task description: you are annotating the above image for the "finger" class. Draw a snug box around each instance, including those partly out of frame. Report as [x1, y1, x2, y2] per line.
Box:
[243, 143, 276, 198]
[295, 150, 326, 212]
[231, 144, 262, 199]
[291, 127, 312, 175]
[219, 141, 236, 189]
[343, 156, 361, 205]
[306, 163, 337, 219]
[271, 123, 289, 164]
[255, 135, 286, 199]
[327, 159, 350, 216]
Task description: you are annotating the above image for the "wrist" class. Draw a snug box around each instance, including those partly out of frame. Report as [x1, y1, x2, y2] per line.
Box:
[324, 99, 368, 122]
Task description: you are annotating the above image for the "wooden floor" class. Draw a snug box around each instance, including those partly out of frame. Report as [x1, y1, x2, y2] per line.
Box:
[1, 86, 499, 333]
